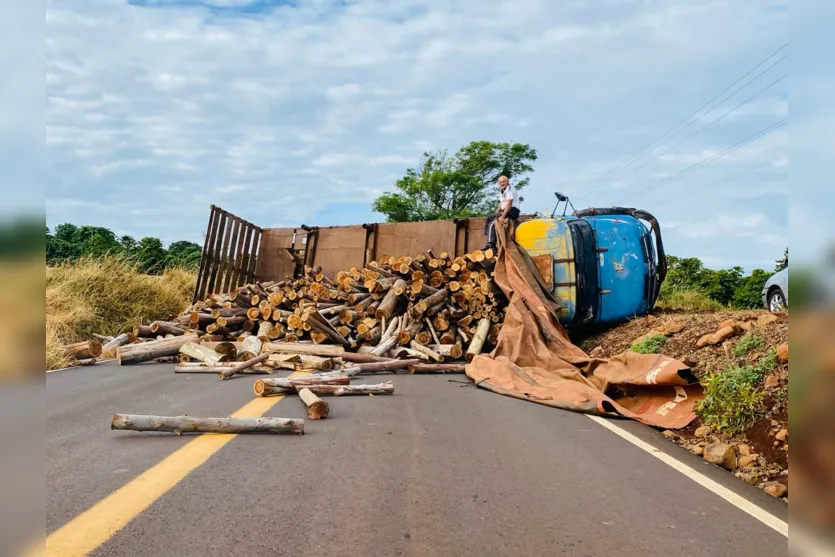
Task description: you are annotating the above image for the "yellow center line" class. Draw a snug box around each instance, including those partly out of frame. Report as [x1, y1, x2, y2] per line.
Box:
[35, 372, 306, 557]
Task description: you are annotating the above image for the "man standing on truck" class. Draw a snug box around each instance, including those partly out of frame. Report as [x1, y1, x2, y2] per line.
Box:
[484, 175, 520, 252]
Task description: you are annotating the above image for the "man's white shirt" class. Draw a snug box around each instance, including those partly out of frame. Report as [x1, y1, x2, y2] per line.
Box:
[500, 185, 520, 211]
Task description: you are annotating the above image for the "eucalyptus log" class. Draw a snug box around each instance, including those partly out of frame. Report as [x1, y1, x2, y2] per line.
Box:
[298, 388, 329, 420]
[101, 332, 134, 358]
[428, 343, 463, 360]
[253, 375, 351, 397]
[237, 335, 262, 361]
[218, 352, 269, 380]
[466, 318, 491, 362]
[263, 342, 344, 357]
[117, 334, 198, 365]
[409, 340, 443, 362]
[297, 354, 335, 371]
[61, 339, 103, 360]
[300, 382, 394, 396]
[341, 352, 395, 364]
[151, 321, 187, 336]
[343, 358, 420, 375]
[179, 341, 232, 364]
[111, 413, 304, 435]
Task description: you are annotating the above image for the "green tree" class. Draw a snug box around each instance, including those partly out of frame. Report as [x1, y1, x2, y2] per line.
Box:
[775, 247, 788, 272]
[136, 237, 167, 275]
[732, 269, 773, 309]
[372, 141, 538, 222]
[167, 240, 202, 269]
[119, 235, 138, 255]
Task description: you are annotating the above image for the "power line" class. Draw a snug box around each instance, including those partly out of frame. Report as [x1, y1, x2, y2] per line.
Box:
[614, 117, 788, 206]
[571, 43, 788, 200]
[598, 73, 787, 187]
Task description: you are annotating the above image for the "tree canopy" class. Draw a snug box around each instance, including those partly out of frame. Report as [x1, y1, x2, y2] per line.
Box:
[46, 224, 202, 275]
[372, 140, 538, 222]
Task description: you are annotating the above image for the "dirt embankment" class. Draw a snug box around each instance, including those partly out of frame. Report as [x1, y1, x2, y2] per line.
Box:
[574, 309, 789, 500]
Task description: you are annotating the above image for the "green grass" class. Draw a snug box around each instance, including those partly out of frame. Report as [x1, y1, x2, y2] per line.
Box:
[696, 349, 779, 435]
[630, 333, 667, 354]
[656, 288, 723, 312]
[732, 333, 765, 357]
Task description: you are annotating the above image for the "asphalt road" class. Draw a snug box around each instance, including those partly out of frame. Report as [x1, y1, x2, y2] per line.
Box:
[46, 361, 788, 557]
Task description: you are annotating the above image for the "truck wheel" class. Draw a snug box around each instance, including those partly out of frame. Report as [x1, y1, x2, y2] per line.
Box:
[768, 288, 786, 313]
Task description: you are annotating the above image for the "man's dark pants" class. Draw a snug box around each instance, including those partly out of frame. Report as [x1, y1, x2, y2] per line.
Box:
[485, 207, 520, 250]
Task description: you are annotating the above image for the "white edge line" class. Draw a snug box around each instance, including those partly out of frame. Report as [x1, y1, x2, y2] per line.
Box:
[46, 359, 116, 374]
[586, 415, 788, 538]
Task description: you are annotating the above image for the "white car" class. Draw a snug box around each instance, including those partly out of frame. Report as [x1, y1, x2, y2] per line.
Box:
[762, 267, 788, 312]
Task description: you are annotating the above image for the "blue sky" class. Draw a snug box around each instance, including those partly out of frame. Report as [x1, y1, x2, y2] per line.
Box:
[44, 0, 794, 271]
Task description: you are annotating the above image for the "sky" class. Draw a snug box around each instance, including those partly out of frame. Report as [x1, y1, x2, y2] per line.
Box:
[42, 0, 796, 272]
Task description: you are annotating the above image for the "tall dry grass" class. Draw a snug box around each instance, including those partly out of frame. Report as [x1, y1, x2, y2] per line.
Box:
[46, 255, 196, 370]
[656, 288, 724, 312]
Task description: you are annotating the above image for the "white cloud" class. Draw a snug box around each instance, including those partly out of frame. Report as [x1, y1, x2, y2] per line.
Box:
[40, 0, 793, 270]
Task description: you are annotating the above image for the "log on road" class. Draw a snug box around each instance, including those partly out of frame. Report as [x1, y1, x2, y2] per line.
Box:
[179, 341, 232, 364]
[408, 363, 467, 374]
[218, 352, 269, 380]
[101, 333, 134, 358]
[262, 342, 345, 357]
[116, 334, 198, 365]
[299, 382, 395, 396]
[254, 375, 350, 396]
[61, 339, 103, 360]
[342, 358, 420, 376]
[298, 388, 329, 420]
[466, 318, 491, 362]
[111, 413, 304, 435]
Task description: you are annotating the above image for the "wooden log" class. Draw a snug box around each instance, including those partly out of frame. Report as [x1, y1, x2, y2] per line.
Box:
[409, 363, 467, 374]
[174, 365, 272, 375]
[300, 383, 394, 396]
[375, 279, 406, 321]
[101, 333, 134, 358]
[116, 334, 198, 365]
[425, 318, 441, 345]
[409, 288, 449, 319]
[179, 341, 232, 363]
[298, 388, 329, 420]
[236, 335, 262, 361]
[371, 336, 399, 357]
[76, 357, 97, 366]
[61, 339, 103, 360]
[428, 343, 463, 360]
[341, 352, 395, 364]
[218, 352, 269, 380]
[343, 358, 420, 375]
[386, 348, 429, 361]
[466, 318, 491, 362]
[253, 375, 351, 396]
[297, 355, 335, 371]
[133, 325, 154, 338]
[92, 333, 114, 343]
[151, 320, 188, 336]
[111, 413, 304, 435]
[410, 341, 443, 362]
[262, 342, 344, 357]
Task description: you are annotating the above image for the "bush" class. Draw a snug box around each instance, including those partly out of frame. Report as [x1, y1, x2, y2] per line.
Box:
[697, 366, 767, 435]
[46, 255, 196, 369]
[630, 333, 667, 354]
[732, 333, 765, 357]
[656, 288, 723, 312]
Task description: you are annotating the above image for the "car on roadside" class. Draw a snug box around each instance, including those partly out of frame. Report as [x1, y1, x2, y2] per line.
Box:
[763, 267, 788, 312]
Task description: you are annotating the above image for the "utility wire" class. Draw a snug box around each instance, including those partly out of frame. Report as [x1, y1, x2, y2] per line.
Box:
[598, 73, 787, 187]
[571, 43, 788, 199]
[614, 117, 788, 206]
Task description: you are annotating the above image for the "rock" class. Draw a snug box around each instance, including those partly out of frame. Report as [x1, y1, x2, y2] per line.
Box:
[690, 443, 705, 456]
[776, 343, 788, 364]
[661, 320, 686, 335]
[735, 470, 763, 485]
[704, 442, 738, 470]
[694, 425, 711, 438]
[738, 444, 752, 456]
[683, 356, 699, 368]
[589, 346, 604, 358]
[764, 374, 780, 389]
[736, 321, 753, 332]
[709, 326, 737, 345]
[758, 313, 779, 327]
[696, 334, 713, 348]
[763, 482, 788, 498]
[718, 319, 736, 330]
[663, 430, 679, 441]
[775, 428, 788, 442]
[738, 455, 759, 468]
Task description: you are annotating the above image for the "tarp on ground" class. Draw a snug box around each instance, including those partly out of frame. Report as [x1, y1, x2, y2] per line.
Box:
[465, 222, 702, 429]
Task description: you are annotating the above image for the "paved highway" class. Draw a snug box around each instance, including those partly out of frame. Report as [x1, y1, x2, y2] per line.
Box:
[45, 361, 787, 557]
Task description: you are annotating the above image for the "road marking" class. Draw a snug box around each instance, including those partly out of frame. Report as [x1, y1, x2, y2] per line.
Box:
[587, 415, 788, 537]
[38, 374, 304, 557]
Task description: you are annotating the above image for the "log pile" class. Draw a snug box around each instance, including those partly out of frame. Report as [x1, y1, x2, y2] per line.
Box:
[151, 248, 506, 365]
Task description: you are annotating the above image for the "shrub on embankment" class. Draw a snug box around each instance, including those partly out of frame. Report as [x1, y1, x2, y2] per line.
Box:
[46, 255, 196, 370]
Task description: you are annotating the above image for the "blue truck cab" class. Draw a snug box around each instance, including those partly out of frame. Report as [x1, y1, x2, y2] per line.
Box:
[514, 207, 667, 326]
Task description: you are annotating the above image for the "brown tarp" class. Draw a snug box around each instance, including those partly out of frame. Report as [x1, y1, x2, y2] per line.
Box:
[465, 223, 702, 429]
